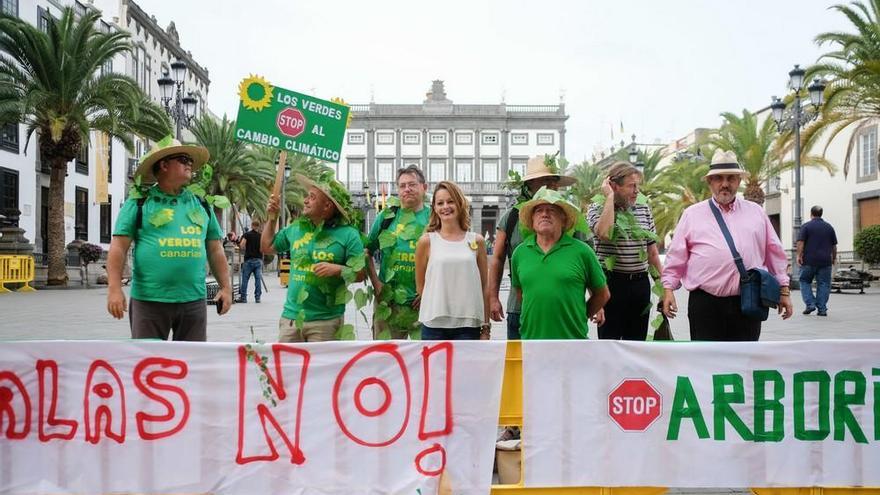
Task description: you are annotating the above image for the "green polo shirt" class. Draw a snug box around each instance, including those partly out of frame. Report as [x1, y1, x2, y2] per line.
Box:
[113, 186, 223, 303]
[365, 205, 430, 304]
[510, 233, 606, 340]
[274, 220, 364, 322]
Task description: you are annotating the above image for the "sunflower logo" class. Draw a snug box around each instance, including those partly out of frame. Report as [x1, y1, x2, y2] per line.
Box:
[239, 75, 273, 112]
[331, 96, 353, 127]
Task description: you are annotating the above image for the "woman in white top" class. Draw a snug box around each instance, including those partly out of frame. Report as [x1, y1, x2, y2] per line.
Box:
[415, 181, 491, 340]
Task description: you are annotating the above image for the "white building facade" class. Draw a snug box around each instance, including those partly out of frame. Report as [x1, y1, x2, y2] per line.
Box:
[337, 80, 568, 235]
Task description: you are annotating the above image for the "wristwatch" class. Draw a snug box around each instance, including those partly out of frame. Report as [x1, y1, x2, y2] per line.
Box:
[779, 286, 791, 296]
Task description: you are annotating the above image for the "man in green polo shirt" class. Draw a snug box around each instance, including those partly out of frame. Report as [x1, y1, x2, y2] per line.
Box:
[262, 171, 365, 342]
[106, 137, 232, 341]
[511, 188, 609, 339]
[366, 165, 430, 340]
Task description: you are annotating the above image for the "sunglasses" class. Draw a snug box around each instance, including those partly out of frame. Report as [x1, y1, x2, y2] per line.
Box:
[166, 154, 194, 166]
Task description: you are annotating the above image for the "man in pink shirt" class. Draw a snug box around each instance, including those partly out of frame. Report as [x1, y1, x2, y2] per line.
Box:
[661, 150, 793, 340]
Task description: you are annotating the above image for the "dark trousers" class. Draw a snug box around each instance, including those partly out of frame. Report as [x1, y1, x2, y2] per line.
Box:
[687, 289, 761, 341]
[239, 258, 263, 301]
[129, 298, 207, 341]
[598, 272, 650, 341]
[506, 312, 521, 340]
[421, 325, 480, 340]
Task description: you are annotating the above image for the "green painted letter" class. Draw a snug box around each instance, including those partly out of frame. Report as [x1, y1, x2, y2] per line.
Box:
[667, 376, 710, 440]
[753, 370, 784, 442]
[794, 371, 831, 441]
[713, 373, 754, 441]
[833, 370, 868, 444]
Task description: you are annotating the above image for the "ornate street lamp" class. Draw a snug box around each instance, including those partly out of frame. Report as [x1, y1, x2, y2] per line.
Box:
[158, 58, 199, 139]
[628, 134, 639, 164]
[770, 64, 826, 283]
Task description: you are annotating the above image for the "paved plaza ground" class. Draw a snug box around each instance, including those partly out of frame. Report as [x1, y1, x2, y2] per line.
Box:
[1, 269, 877, 342]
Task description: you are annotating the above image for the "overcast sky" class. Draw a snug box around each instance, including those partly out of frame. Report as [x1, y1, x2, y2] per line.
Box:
[99, 0, 850, 162]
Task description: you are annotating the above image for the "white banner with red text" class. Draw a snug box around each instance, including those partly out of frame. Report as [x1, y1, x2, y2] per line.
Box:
[523, 339, 880, 488]
[0, 340, 506, 495]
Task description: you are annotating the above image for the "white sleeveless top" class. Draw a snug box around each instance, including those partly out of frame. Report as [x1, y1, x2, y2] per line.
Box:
[419, 231, 485, 328]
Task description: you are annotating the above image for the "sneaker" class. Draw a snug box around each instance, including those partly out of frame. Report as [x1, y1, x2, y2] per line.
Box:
[255, 298, 261, 304]
[802, 307, 816, 315]
[817, 311, 827, 316]
[236, 298, 247, 304]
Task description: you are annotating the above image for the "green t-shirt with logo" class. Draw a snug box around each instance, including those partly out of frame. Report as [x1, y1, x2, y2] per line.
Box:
[113, 186, 223, 303]
[510, 234, 606, 340]
[274, 220, 364, 322]
[365, 206, 430, 305]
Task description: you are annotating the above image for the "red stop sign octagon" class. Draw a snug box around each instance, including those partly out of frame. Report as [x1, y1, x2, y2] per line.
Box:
[608, 378, 662, 431]
[277, 107, 306, 138]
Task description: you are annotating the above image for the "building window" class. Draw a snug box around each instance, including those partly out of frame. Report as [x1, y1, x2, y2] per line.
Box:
[858, 126, 878, 178]
[144, 55, 151, 95]
[37, 6, 51, 32]
[335, 161, 347, 184]
[100, 195, 112, 244]
[403, 132, 420, 145]
[131, 48, 139, 85]
[377, 160, 394, 182]
[429, 133, 446, 145]
[75, 187, 88, 241]
[511, 133, 528, 145]
[482, 160, 498, 182]
[430, 160, 445, 182]
[0, 123, 18, 153]
[537, 133, 555, 145]
[0, 167, 19, 211]
[511, 160, 527, 176]
[456, 161, 472, 182]
[1, 0, 18, 17]
[348, 159, 363, 184]
[76, 141, 89, 175]
[73, 1, 87, 16]
[455, 132, 473, 145]
[482, 132, 499, 145]
[376, 132, 394, 145]
[347, 133, 364, 145]
[101, 58, 113, 76]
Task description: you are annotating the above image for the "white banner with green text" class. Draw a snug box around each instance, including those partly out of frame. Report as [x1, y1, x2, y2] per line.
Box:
[0, 340, 506, 495]
[523, 340, 880, 487]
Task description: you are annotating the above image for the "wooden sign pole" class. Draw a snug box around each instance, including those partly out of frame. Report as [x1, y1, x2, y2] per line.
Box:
[272, 150, 288, 229]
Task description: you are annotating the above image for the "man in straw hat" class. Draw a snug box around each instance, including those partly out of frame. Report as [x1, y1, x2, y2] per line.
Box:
[106, 136, 232, 341]
[588, 160, 662, 341]
[510, 187, 609, 339]
[489, 154, 578, 340]
[661, 149, 792, 341]
[261, 171, 365, 342]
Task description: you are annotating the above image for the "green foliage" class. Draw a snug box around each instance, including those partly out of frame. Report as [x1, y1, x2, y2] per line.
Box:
[149, 208, 174, 228]
[245, 328, 278, 407]
[78, 243, 103, 266]
[854, 224, 880, 264]
[335, 324, 356, 341]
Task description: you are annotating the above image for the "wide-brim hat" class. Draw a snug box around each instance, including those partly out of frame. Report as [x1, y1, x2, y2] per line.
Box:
[522, 155, 576, 187]
[135, 135, 209, 184]
[519, 186, 582, 232]
[295, 173, 350, 221]
[704, 149, 750, 178]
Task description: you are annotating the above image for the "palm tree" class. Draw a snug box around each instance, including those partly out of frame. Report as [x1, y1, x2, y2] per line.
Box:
[805, 0, 880, 178]
[565, 160, 604, 210]
[244, 146, 333, 222]
[649, 155, 713, 242]
[0, 8, 170, 285]
[710, 109, 834, 205]
[188, 114, 275, 230]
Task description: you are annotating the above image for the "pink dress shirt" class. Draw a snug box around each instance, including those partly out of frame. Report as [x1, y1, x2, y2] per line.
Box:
[662, 197, 789, 297]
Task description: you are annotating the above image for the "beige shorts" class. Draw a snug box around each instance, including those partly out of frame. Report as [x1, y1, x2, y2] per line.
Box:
[278, 316, 343, 342]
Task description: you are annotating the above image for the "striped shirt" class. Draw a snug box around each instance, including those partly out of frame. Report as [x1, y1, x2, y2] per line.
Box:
[587, 202, 656, 273]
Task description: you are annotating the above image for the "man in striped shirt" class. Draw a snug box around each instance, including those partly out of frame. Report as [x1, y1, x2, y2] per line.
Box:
[587, 161, 662, 340]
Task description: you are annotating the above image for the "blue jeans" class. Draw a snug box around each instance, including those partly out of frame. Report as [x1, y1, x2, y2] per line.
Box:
[420, 325, 480, 340]
[506, 312, 521, 340]
[799, 264, 832, 312]
[240, 258, 263, 301]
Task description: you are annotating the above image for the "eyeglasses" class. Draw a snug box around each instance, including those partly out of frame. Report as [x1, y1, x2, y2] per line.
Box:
[166, 154, 194, 166]
[398, 181, 422, 191]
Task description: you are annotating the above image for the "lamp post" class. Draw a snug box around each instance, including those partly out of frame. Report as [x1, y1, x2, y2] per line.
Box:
[769, 64, 825, 284]
[157, 59, 199, 139]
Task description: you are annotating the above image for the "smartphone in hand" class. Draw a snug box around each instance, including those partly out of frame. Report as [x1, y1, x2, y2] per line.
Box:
[216, 299, 223, 314]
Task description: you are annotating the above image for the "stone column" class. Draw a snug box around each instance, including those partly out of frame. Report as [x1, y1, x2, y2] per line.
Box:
[447, 128, 455, 181]
[473, 128, 481, 184]
[421, 128, 428, 172]
[471, 197, 483, 235]
[395, 128, 402, 169]
[366, 129, 376, 185]
[501, 129, 510, 177]
[560, 128, 567, 157]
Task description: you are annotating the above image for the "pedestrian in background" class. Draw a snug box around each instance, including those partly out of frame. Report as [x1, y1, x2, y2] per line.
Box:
[797, 205, 838, 316]
[237, 219, 264, 304]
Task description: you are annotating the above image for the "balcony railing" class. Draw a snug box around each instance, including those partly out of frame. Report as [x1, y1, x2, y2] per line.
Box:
[345, 181, 510, 196]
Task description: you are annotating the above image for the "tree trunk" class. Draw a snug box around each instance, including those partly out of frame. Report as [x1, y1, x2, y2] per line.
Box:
[743, 180, 765, 206]
[47, 161, 69, 286]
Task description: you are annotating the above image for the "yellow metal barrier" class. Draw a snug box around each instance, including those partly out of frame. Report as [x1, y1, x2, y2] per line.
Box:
[0, 255, 36, 293]
[492, 341, 877, 495]
[279, 258, 290, 287]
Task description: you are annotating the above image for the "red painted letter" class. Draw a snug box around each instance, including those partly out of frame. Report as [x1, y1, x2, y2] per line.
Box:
[0, 370, 31, 439]
[133, 357, 189, 440]
[36, 360, 77, 441]
[83, 360, 126, 444]
[236, 344, 310, 465]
